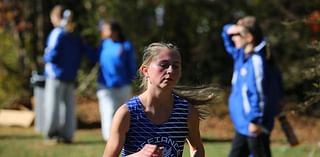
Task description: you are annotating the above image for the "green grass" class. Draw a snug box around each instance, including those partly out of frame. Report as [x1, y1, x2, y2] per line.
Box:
[199, 142, 320, 157]
[0, 127, 319, 157]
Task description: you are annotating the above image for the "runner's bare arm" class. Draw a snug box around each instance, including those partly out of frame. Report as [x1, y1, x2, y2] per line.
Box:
[103, 104, 130, 157]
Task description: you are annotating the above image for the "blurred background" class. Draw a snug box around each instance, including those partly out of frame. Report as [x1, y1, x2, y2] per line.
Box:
[0, 0, 319, 116]
[0, 0, 319, 156]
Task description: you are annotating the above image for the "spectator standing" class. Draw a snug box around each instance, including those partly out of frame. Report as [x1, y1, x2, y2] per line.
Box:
[221, 16, 282, 157]
[42, 5, 93, 143]
[97, 20, 137, 141]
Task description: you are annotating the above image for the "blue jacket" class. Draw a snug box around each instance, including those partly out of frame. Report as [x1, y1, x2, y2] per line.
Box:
[222, 24, 281, 136]
[97, 38, 137, 88]
[43, 27, 94, 82]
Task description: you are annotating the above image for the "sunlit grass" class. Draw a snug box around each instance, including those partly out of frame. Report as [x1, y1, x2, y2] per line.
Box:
[0, 127, 319, 157]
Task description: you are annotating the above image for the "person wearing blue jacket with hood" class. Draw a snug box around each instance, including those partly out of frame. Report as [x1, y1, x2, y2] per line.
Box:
[222, 16, 282, 157]
[97, 20, 137, 141]
[42, 5, 94, 143]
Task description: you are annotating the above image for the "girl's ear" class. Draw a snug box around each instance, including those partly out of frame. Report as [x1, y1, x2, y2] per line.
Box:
[139, 65, 149, 77]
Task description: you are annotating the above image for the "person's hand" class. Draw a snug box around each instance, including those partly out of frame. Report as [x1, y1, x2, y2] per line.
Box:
[249, 123, 262, 135]
[227, 24, 240, 35]
[128, 144, 164, 157]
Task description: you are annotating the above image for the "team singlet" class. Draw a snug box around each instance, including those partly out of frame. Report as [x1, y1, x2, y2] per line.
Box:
[121, 94, 189, 157]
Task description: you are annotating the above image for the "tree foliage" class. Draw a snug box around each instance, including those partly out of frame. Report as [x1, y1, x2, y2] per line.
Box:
[0, 0, 319, 115]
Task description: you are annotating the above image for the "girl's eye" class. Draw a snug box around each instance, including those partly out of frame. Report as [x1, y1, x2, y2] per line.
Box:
[158, 63, 180, 69]
[159, 63, 170, 69]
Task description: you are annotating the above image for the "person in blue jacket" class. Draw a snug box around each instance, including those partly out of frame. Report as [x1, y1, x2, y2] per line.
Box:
[42, 5, 94, 143]
[96, 20, 137, 141]
[222, 16, 282, 157]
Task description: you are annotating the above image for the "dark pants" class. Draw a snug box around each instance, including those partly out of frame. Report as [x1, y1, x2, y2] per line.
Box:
[228, 131, 271, 157]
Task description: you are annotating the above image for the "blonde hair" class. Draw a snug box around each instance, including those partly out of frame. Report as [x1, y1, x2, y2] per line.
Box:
[173, 85, 221, 119]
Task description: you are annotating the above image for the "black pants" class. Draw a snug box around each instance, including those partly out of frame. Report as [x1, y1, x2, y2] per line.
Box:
[228, 131, 271, 157]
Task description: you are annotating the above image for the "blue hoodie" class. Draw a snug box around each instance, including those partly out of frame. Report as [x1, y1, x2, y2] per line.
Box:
[97, 38, 137, 88]
[222, 24, 281, 136]
[43, 27, 94, 82]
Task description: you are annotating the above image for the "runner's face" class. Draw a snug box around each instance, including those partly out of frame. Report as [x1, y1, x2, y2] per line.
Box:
[147, 48, 181, 89]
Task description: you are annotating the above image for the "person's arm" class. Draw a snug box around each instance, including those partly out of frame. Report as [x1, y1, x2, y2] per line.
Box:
[103, 104, 130, 157]
[247, 55, 265, 134]
[82, 42, 99, 63]
[43, 30, 63, 63]
[80, 37, 99, 63]
[221, 24, 240, 59]
[186, 106, 204, 157]
[102, 104, 164, 157]
[124, 41, 137, 81]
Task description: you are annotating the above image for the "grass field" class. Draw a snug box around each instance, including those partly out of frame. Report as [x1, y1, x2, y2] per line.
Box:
[0, 127, 319, 157]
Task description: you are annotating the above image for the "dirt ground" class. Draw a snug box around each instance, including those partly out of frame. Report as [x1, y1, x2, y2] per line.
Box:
[76, 97, 320, 145]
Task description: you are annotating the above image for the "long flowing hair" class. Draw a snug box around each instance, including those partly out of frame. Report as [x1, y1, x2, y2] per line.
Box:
[139, 42, 221, 119]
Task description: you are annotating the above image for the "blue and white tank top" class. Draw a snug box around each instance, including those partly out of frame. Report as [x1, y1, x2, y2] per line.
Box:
[122, 94, 189, 157]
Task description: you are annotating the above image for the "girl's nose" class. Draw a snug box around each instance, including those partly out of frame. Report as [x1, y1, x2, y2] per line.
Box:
[166, 65, 173, 73]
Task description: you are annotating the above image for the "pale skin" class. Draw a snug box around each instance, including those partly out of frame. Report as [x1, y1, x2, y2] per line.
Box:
[50, 7, 74, 32]
[227, 24, 254, 55]
[50, 10, 62, 27]
[227, 24, 263, 135]
[102, 47, 204, 157]
[101, 23, 119, 41]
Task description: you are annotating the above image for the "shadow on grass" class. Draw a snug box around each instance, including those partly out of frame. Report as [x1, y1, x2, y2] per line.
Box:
[77, 119, 101, 129]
